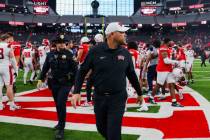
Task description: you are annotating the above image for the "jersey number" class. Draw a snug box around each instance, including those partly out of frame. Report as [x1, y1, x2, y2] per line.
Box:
[0, 48, 4, 59]
[24, 52, 31, 58]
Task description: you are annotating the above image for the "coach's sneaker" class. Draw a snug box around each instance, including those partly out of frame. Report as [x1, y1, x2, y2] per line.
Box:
[148, 97, 157, 104]
[0, 103, 4, 111]
[171, 102, 184, 107]
[9, 103, 21, 111]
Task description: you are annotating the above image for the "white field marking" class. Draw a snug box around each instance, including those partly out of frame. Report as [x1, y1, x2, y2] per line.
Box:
[1, 92, 207, 119]
[0, 116, 163, 139]
[23, 101, 204, 118]
[2, 88, 49, 102]
[1, 87, 210, 139]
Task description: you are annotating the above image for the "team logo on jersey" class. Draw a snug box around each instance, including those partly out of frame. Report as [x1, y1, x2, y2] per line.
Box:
[117, 55, 125, 61]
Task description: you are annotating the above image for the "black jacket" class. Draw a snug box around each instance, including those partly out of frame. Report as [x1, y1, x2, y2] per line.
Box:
[73, 42, 142, 96]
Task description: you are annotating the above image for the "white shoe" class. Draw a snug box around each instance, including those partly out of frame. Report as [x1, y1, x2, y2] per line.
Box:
[158, 95, 166, 100]
[137, 104, 149, 112]
[0, 103, 4, 111]
[81, 101, 93, 107]
[9, 104, 21, 111]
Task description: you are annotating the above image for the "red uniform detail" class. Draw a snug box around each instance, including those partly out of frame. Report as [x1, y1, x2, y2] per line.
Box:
[177, 48, 186, 61]
[156, 45, 173, 72]
[129, 49, 140, 69]
[10, 41, 21, 57]
[79, 44, 89, 63]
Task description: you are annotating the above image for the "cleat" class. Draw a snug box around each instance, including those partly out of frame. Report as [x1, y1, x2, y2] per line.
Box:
[148, 97, 157, 104]
[158, 95, 166, 100]
[171, 102, 184, 107]
[147, 90, 152, 96]
[9, 104, 21, 111]
[137, 104, 149, 112]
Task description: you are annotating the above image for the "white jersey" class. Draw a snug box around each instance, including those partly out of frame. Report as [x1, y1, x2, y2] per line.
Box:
[0, 42, 12, 66]
[38, 46, 47, 64]
[22, 48, 34, 64]
[185, 49, 195, 63]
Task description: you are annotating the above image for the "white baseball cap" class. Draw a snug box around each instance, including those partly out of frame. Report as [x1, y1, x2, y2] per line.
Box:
[80, 36, 90, 44]
[94, 34, 104, 43]
[105, 22, 129, 35]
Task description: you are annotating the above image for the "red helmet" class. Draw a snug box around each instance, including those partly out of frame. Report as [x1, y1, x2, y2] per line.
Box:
[186, 44, 192, 49]
[42, 38, 50, 46]
[26, 41, 32, 48]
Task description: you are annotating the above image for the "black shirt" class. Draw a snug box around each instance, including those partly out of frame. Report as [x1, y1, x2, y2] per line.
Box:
[73, 42, 142, 96]
[40, 49, 78, 86]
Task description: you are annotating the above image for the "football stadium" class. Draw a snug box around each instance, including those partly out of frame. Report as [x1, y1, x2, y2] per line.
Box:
[0, 0, 210, 140]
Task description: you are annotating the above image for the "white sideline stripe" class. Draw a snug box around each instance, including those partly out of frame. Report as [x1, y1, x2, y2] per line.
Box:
[0, 116, 163, 139]
[1, 87, 210, 139]
[2, 92, 209, 118]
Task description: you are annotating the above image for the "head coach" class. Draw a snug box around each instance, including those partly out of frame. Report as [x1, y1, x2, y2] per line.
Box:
[71, 22, 144, 140]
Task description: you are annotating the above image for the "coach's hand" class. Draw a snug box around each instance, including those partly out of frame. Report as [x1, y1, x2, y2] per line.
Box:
[136, 95, 144, 105]
[37, 80, 43, 89]
[71, 94, 81, 109]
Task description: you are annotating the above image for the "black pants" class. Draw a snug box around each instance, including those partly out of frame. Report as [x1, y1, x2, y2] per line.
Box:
[201, 58, 206, 67]
[147, 65, 157, 92]
[86, 76, 94, 102]
[51, 84, 72, 130]
[94, 92, 127, 140]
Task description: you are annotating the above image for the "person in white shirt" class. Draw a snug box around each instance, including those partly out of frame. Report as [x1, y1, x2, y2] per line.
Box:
[21, 41, 35, 85]
[185, 44, 195, 83]
[0, 33, 20, 111]
[38, 39, 49, 71]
